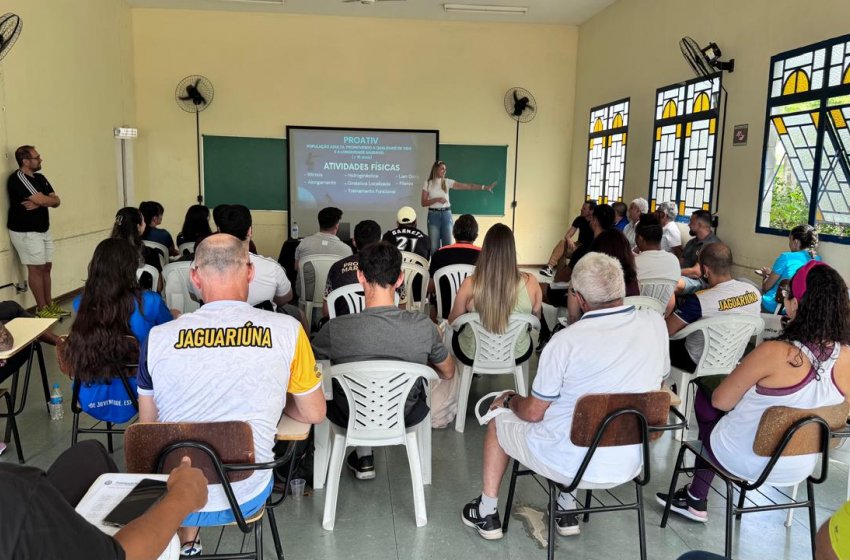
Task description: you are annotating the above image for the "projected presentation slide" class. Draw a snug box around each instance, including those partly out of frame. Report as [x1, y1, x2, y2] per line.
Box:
[287, 126, 438, 236]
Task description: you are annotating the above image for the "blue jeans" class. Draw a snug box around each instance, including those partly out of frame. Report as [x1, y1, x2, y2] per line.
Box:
[427, 210, 453, 254]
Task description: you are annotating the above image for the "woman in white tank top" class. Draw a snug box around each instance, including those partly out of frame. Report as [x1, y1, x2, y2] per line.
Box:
[657, 260, 850, 523]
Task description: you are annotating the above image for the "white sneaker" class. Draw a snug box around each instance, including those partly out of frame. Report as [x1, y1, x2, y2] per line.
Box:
[539, 266, 555, 278]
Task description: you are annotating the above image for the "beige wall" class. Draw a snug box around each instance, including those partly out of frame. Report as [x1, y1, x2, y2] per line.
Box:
[131, 9, 578, 262]
[0, 0, 135, 306]
[572, 0, 850, 278]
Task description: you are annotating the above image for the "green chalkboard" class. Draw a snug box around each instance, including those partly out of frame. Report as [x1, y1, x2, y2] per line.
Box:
[439, 144, 507, 216]
[203, 135, 288, 210]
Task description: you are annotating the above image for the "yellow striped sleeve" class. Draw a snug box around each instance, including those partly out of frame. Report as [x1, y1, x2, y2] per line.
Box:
[288, 327, 321, 394]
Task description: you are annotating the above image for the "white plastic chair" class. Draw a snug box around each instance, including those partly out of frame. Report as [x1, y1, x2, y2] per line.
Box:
[162, 261, 199, 314]
[326, 284, 365, 319]
[639, 277, 677, 307]
[670, 314, 764, 440]
[322, 361, 438, 530]
[433, 264, 475, 320]
[136, 264, 160, 293]
[177, 241, 195, 257]
[298, 254, 341, 331]
[400, 250, 429, 269]
[623, 295, 666, 314]
[755, 312, 785, 346]
[452, 313, 540, 433]
[401, 261, 430, 313]
[142, 240, 168, 268]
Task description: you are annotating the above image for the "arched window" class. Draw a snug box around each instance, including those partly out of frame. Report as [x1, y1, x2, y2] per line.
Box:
[649, 75, 721, 216]
[757, 33, 850, 241]
[585, 98, 630, 204]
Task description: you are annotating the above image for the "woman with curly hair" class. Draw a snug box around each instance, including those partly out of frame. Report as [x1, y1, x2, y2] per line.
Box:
[65, 238, 172, 422]
[758, 224, 821, 313]
[658, 261, 850, 523]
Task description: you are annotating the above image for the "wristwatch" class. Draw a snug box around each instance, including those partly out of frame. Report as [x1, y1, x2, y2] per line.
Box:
[503, 394, 514, 410]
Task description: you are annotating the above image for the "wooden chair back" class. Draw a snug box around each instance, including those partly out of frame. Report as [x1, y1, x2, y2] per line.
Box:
[570, 391, 671, 447]
[753, 402, 849, 457]
[125, 421, 255, 483]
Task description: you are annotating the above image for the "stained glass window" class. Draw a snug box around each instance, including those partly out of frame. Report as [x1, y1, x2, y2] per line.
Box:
[585, 98, 630, 204]
[758, 33, 850, 241]
[649, 76, 721, 217]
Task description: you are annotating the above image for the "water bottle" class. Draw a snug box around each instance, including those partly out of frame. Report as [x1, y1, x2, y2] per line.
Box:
[49, 383, 64, 421]
[291, 221, 299, 240]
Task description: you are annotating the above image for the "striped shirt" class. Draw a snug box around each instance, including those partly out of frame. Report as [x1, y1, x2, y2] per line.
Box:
[7, 170, 54, 232]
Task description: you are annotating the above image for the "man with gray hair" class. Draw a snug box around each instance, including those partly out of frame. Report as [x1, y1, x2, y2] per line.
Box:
[623, 197, 648, 249]
[657, 201, 683, 258]
[461, 252, 670, 541]
[138, 233, 326, 555]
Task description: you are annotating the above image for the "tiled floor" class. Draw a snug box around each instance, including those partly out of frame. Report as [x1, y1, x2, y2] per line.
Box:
[2, 301, 844, 559]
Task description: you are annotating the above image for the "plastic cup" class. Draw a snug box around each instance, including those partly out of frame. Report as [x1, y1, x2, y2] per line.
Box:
[289, 478, 306, 501]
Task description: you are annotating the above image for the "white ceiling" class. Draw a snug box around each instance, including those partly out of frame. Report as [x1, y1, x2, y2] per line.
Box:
[126, 0, 616, 26]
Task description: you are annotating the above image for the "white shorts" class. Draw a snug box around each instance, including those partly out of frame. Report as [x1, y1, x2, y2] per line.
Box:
[495, 412, 574, 486]
[9, 230, 54, 266]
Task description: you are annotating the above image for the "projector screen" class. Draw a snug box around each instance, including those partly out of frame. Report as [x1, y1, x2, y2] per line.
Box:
[287, 126, 439, 238]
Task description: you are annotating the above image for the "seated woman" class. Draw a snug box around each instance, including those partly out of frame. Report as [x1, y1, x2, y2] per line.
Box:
[176, 204, 212, 257]
[140, 200, 178, 257]
[658, 260, 850, 522]
[65, 238, 173, 423]
[759, 224, 820, 313]
[448, 224, 542, 366]
[112, 207, 161, 291]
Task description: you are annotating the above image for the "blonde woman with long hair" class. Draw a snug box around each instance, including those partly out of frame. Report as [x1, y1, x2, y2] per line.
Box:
[421, 160, 496, 254]
[449, 224, 542, 365]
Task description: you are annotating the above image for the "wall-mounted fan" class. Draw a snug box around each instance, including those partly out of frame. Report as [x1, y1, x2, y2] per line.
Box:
[679, 37, 733, 233]
[0, 13, 23, 63]
[175, 75, 214, 203]
[680, 36, 734, 78]
[504, 87, 537, 231]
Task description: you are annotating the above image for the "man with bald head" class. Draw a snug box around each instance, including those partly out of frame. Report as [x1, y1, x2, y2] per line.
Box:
[138, 233, 326, 555]
[667, 242, 760, 373]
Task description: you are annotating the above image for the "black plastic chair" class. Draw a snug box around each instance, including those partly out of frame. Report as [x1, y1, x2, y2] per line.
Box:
[503, 391, 682, 560]
[660, 401, 850, 559]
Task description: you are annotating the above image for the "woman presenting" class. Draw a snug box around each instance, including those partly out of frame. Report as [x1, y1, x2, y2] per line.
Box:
[421, 160, 495, 254]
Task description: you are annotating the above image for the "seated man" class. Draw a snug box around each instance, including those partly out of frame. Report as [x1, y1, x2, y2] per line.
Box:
[612, 201, 629, 230]
[634, 215, 681, 315]
[428, 214, 480, 321]
[294, 206, 353, 300]
[676, 210, 720, 295]
[657, 201, 683, 258]
[387, 206, 430, 260]
[462, 253, 669, 540]
[311, 241, 454, 480]
[216, 204, 294, 309]
[138, 234, 326, 554]
[0, 440, 208, 560]
[322, 219, 383, 319]
[539, 200, 596, 278]
[667, 243, 761, 373]
[623, 197, 648, 248]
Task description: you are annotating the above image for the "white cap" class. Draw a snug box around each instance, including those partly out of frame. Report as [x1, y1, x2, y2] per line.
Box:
[397, 206, 417, 224]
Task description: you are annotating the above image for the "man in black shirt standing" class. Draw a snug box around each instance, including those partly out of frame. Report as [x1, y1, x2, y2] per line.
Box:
[6, 145, 65, 318]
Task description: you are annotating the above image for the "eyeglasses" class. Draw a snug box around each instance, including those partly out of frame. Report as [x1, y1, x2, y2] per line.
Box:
[781, 288, 793, 300]
[25, 155, 42, 160]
